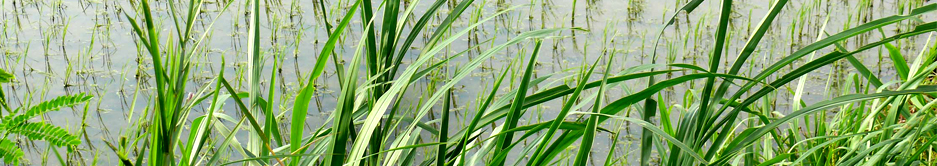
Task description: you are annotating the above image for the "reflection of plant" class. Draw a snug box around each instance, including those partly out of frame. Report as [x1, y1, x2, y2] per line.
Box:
[0, 69, 88, 164]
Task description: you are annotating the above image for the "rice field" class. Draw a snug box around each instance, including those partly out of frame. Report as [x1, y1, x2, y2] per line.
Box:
[1, 0, 936, 165]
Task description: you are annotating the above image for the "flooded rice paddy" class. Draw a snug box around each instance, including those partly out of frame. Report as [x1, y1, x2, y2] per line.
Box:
[1, 0, 936, 165]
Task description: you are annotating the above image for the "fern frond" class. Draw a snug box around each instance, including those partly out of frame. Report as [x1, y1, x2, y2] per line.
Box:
[8, 122, 81, 147]
[0, 138, 23, 165]
[3, 93, 92, 127]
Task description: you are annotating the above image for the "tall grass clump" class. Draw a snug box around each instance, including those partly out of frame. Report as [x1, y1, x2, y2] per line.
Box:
[120, 0, 240, 165]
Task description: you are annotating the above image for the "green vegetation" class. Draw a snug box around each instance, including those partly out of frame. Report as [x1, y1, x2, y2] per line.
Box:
[0, 69, 88, 165]
[0, 0, 936, 165]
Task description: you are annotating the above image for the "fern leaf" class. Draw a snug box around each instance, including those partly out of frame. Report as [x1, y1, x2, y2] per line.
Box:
[4, 93, 92, 127]
[8, 122, 81, 147]
[0, 138, 23, 165]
